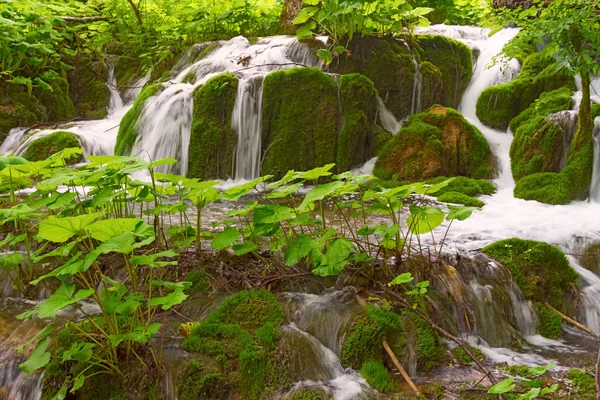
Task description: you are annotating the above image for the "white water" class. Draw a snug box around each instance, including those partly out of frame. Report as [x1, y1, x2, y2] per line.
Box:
[376, 98, 402, 134]
[591, 117, 600, 201]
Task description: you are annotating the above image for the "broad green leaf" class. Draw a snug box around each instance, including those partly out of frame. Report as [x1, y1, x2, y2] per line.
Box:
[295, 21, 316, 39]
[540, 384, 558, 395]
[104, 293, 144, 316]
[61, 342, 94, 362]
[16, 323, 55, 353]
[0, 252, 24, 269]
[233, 241, 258, 256]
[389, 272, 414, 286]
[253, 204, 294, 224]
[87, 218, 143, 242]
[517, 388, 540, 400]
[148, 158, 178, 169]
[147, 289, 188, 310]
[298, 181, 344, 210]
[109, 323, 162, 347]
[38, 284, 95, 318]
[19, 336, 51, 374]
[266, 170, 297, 189]
[38, 212, 104, 242]
[222, 175, 272, 201]
[149, 280, 192, 290]
[71, 375, 85, 392]
[528, 362, 555, 376]
[210, 227, 240, 250]
[488, 378, 516, 394]
[446, 206, 478, 221]
[407, 206, 445, 235]
[285, 234, 314, 266]
[313, 237, 354, 276]
[296, 164, 335, 181]
[292, 6, 319, 24]
[263, 183, 302, 199]
[94, 232, 154, 255]
[129, 250, 178, 268]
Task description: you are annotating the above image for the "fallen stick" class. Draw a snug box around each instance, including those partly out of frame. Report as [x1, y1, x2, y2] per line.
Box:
[382, 339, 421, 396]
[544, 302, 600, 341]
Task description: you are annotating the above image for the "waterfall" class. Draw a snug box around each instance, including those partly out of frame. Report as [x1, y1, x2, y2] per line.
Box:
[376, 98, 402, 134]
[106, 60, 124, 114]
[547, 110, 579, 169]
[411, 59, 423, 115]
[232, 75, 265, 180]
[591, 117, 600, 202]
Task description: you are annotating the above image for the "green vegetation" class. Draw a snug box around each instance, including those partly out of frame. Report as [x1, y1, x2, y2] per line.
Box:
[289, 389, 331, 400]
[420, 61, 444, 111]
[438, 191, 484, 207]
[476, 53, 575, 130]
[568, 368, 596, 399]
[22, 132, 82, 165]
[204, 290, 285, 330]
[592, 104, 600, 120]
[188, 73, 238, 179]
[418, 35, 474, 109]
[535, 303, 563, 339]
[374, 106, 494, 181]
[427, 176, 496, 197]
[114, 84, 159, 156]
[360, 361, 395, 392]
[261, 68, 338, 177]
[451, 345, 485, 366]
[185, 270, 212, 294]
[482, 239, 578, 309]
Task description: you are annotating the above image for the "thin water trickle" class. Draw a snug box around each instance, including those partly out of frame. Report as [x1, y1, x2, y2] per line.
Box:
[591, 117, 600, 202]
[376, 97, 402, 134]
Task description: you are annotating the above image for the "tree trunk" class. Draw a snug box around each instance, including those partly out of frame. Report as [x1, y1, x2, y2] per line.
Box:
[126, 0, 143, 25]
[278, 0, 303, 35]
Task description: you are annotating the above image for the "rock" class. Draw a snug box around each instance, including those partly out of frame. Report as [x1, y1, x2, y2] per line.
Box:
[22, 131, 82, 164]
[66, 55, 110, 120]
[261, 68, 338, 177]
[374, 106, 495, 181]
[187, 73, 238, 179]
[114, 84, 160, 156]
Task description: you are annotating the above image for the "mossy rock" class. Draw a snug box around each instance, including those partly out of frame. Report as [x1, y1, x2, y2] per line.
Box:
[114, 84, 160, 156]
[451, 345, 485, 366]
[513, 172, 572, 205]
[420, 61, 444, 110]
[178, 360, 229, 400]
[482, 238, 579, 309]
[288, 389, 332, 400]
[417, 35, 473, 109]
[580, 242, 600, 274]
[22, 131, 82, 164]
[509, 87, 573, 134]
[568, 368, 596, 399]
[187, 73, 238, 179]
[336, 73, 391, 171]
[66, 56, 110, 120]
[534, 302, 563, 339]
[261, 68, 338, 177]
[330, 36, 415, 120]
[437, 191, 484, 207]
[360, 361, 395, 392]
[374, 106, 495, 181]
[476, 52, 575, 130]
[426, 176, 496, 197]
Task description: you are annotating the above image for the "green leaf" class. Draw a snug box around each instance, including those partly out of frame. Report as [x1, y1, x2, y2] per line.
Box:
[488, 378, 516, 394]
[295, 21, 316, 40]
[296, 164, 335, 181]
[446, 206, 478, 221]
[0, 252, 24, 269]
[71, 375, 85, 393]
[233, 241, 258, 256]
[317, 49, 333, 65]
[34, 77, 53, 91]
[313, 237, 353, 276]
[253, 204, 294, 224]
[528, 361, 555, 376]
[87, 218, 143, 242]
[263, 183, 302, 199]
[147, 289, 188, 310]
[109, 323, 162, 347]
[52, 386, 67, 400]
[104, 293, 144, 316]
[389, 272, 414, 286]
[210, 227, 240, 250]
[285, 234, 314, 266]
[61, 342, 94, 362]
[540, 384, 558, 395]
[38, 212, 104, 243]
[19, 336, 51, 374]
[148, 158, 178, 169]
[292, 6, 319, 24]
[129, 250, 178, 268]
[16, 323, 55, 353]
[298, 181, 344, 211]
[407, 206, 445, 235]
[517, 388, 540, 400]
[149, 280, 192, 290]
[38, 284, 95, 318]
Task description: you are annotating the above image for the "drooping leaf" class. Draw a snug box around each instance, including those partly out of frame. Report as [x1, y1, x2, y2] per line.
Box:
[210, 227, 240, 250]
[87, 218, 142, 242]
[285, 234, 314, 266]
[487, 378, 516, 394]
[71, 375, 85, 393]
[61, 342, 94, 363]
[389, 272, 414, 286]
[19, 336, 51, 374]
[233, 241, 258, 256]
[147, 289, 188, 310]
[446, 206, 478, 221]
[407, 206, 445, 235]
[37, 284, 95, 318]
[38, 212, 104, 242]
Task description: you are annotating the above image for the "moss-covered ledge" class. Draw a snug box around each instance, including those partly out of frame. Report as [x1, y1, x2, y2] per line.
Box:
[23, 131, 83, 164]
[261, 68, 338, 178]
[187, 72, 238, 180]
[114, 84, 160, 156]
[374, 106, 495, 181]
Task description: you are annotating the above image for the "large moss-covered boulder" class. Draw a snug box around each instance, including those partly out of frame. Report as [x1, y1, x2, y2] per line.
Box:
[188, 73, 238, 179]
[476, 53, 575, 130]
[67, 56, 110, 120]
[336, 73, 392, 171]
[509, 87, 574, 181]
[0, 76, 76, 143]
[261, 68, 338, 177]
[114, 84, 159, 156]
[420, 61, 444, 110]
[374, 106, 495, 181]
[22, 131, 83, 164]
[330, 36, 416, 121]
[417, 35, 473, 109]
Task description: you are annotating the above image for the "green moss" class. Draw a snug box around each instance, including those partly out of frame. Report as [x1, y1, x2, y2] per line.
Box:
[289, 389, 332, 400]
[451, 346, 485, 366]
[67, 56, 110, 120]
[482, 238, 579, 309]
[374, 106, 494, 181]
[409, 312, 446, 372]
[513, 172, 572, 204]
[336, 73, 385, 171]
[114, 84, 159, 156]
[534, 303, 563, 339]
[204, 290, 285, 331]
[592, 104, 600, 120]
[360, 361, 395, 392]
[188, 73, 238, 179]
[429, 176, 496, 197]
[499, 364, 538, 380]
[22, 131, 82, 164]
[261, 68, 338, 177]
[418, 35, 474, 108]
[178, 360, 228, 400]
[38, 76, 76, 121]
[476, 53, 575, 130]
[331, 36, 415, 120]
[420, 61, 444, 110]
[341, 305, 405, 369]
[255, 322, 280, 350]
[438, 191, 484, 207]
[568, 368, 596, 399]
[185, 270, 211, 294]
[509, 87, 573, 133]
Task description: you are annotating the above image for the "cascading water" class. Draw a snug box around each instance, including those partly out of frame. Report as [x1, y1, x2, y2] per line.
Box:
[129, 36, 321, 178]
[376, 97, 402, 134]
[591, 116, 600, 201]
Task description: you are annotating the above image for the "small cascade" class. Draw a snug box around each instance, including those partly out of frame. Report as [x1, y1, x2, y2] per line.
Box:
[0, 354, 42, 400]
[232, 75, 265, 180]
[131, 84, 193, 175]
[508, 283, 538, 337]
[591, 117, 600, 202]
[416, 24, 492, 43]
[106, 59, 124, 114]
[0, 128, 28, 155]
[411, 59, 423, 115]
[376, 97, 402, 134]
[547, 110, 579, 169]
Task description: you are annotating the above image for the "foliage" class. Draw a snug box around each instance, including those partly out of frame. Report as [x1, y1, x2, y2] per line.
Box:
[568, 368, 596, 399]
[451, 345, 485, 366]
[488, 362, 558, 399]
[437, 191, 484, 207]
[204, 290, 285, 330]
